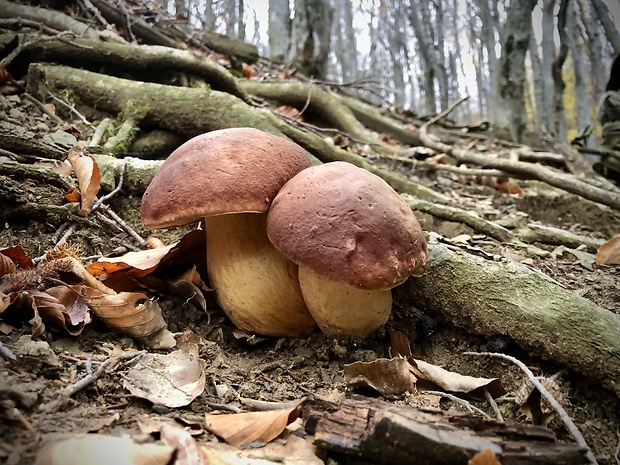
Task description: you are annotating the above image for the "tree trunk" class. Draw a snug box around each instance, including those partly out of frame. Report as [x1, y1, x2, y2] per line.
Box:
[577, 0, 606, 99]
[407, 0, 437, 114]
[290, 0, 333, 79]
[496, 0, 538, 143]
[268, 0, 291, 63]
[590, 0, 620, 54]
[566, 0, 591, 143]
[529, 26, 545, 132]
[540, 0, 555, 134]
[476, 0, 498, 119]
[552, 0, 569, 142]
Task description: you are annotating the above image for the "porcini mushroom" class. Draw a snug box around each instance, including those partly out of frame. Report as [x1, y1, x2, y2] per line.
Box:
[266, 161, 428, 336]
[141, 128, 316, 338]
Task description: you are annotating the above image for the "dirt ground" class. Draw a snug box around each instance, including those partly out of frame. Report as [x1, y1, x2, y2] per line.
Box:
[1, 92, 619, 464]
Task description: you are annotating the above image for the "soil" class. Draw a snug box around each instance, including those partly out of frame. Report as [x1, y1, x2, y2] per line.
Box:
[1, 92, 619, 464]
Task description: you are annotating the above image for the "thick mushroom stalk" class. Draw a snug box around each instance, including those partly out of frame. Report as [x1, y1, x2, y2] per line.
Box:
[141, 128, 316, 338]
[206, 213, 313, 337]
[267, 161, 428, 337]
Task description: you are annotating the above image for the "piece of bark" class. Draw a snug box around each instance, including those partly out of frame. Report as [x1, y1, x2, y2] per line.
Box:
[305, 396, 586, 464]
[395, 243, 620, 396]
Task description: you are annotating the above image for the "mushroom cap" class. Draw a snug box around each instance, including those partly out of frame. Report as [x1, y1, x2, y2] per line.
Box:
[141, 128, 311, 229]
[267, 161, 428, 291]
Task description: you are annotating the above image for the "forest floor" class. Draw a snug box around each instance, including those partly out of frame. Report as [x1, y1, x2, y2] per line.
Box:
[1, 2, 620, 464]
[1, 90, 619, 465]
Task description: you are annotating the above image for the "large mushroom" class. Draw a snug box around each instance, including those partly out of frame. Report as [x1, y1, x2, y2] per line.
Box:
[141, 128, 317, 338]
[266, 161, 428, 336]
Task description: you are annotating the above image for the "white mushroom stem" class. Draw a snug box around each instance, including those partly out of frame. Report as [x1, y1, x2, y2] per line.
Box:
[297, 266, 393, 337]
[205, 213, 316, 338]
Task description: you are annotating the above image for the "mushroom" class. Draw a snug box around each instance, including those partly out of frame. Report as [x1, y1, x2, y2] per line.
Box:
[141, 128, 317, 338]
[266, 161, 428, 336]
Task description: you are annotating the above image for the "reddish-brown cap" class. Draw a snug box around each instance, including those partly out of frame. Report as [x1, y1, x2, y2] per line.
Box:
[267, 162, 428, 290]
[141, 128, 311, 229]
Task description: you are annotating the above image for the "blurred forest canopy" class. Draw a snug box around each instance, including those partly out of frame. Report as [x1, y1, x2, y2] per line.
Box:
[160, 0, 620, 145]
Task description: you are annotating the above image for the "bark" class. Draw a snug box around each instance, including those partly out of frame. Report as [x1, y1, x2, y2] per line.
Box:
[528, 28, 544, 131]
[496, 0, 538, 143]
[306, 395, 587, 464]
[476, 0, 497, 119]
[590, 0, 620, 54]
[566, 1, 591, 141]
[396, 243, 620, 397]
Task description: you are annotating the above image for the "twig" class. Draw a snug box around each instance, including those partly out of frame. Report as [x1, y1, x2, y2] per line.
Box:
[421, 390, 490, 418]
[89, 162, 126, 212]
[88, 118, 112, 147]
[100, 206, 149, 248]
[464, 351, 598, 465]
[65, 351, 146, 396]
[297, 82, 313, 119]
[22, 93, 65, 126]
[48, 92, 93, 126]
[484, 387, 503, 421]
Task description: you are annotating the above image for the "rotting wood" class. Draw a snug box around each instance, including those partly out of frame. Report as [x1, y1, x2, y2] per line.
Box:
[304, 395, 586, 465]
[0, 121, 66, 160]
[395, 242, 620, 396]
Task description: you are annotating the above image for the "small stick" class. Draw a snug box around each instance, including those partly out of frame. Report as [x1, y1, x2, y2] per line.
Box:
[48, 92, 93, 126]
[89, 162, 126, 213]
[88, 118, 112, 147]
[484, 387, 503, 421]
[421, 390, 490, 418]
[65, 351, 145, 396]
[99, 206, 149, 248]
[23, 93, 64, 126]
[465, 351, 598, 465]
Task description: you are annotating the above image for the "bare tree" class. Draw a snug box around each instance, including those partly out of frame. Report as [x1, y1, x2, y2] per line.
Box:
[539, 0, 555, 134]
[268, 0, 291, 63]
[529, 27, 545, 131]
[475, 0, 498, 119]
[577, 0, 607, 98]
[552, 0, 569, 141]
[590, 0, 620, 54]
[496, 0, 539, 142]
[290, 0, 333, 78]
[566, 0, 591, 142]
[332, 0, 358, 84]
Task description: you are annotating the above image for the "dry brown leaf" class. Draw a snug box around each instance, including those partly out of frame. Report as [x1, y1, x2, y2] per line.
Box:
[87, 243, 176, 277]
[33, 434, 175, 465]
[0, 245, 34, 270]
[388, 328, 413, 358]
[468, 448, 502, 465]
[0, 66, 12, 84]
[0, 292, 9, 313]
[146, 236, 167, 249]
[274, 105, 304, 121]
[204, 398, 305, 447]
[35, 159, 74, 177]
[344, 358, 417, 396]
[487, 180, 524, 198]
[67, 146, 101, 215]
[124, 349, 206, 408]
[413, 359, 505, 399]
[596, 235, 620, 265]
[64, 188, 81, 203]
[241, 63, 255, 78]
[83, 288, 175, 349]
[0, 252, 16, 277]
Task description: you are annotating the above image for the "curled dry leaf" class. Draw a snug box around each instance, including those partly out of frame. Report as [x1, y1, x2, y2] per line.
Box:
[0, 245, 34, 271]
[274, 105, 304, 121]
[82, 287, 175, 349]
[344, 358, 417, 396]
[515, 375, 567, 427]
[204, 398, 305, 447]
[0, 253, 16, 278]
[33, 434, 175, 465]
[87, 243, 177, 278]
[124, 349, 206, 408]
[595, 235, 620, 265]
[67, 146, 101, 215]
[412, 359, 505, 399]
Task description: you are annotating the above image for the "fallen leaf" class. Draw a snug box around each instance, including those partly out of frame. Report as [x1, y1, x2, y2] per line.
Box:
[64, 188, 81, 203]
[596, 235, 620, 265]
[344, 358, 416, 396]
[241, 63, 255, 78]
[0, 66, 12, 84]
[388, 329, 413, 358]
[413, 359, 505, 399]
[515, 374, 567, 426]
[67, 146, 101, 215]
[87, 243, 177, 277]
[33, 434, 174, 465]
[124, 349, 206, 408]
[80, 286, 175, 349]
[468, 448, 502, 465]
[0, 245, 34, 270]
[0, 252, 16, 277]
[204, 398, 305, 447]
[487, 180, 524, 198]
[160, 423, 210, 465]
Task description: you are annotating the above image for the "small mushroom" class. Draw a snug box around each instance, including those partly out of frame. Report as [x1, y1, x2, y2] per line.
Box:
[141, 128, 316, 338]
[267, 161, 428, 336]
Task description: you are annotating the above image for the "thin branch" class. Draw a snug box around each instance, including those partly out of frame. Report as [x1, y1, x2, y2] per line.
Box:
[421, 390, 490, 418]
[464, 351, 597, 465]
